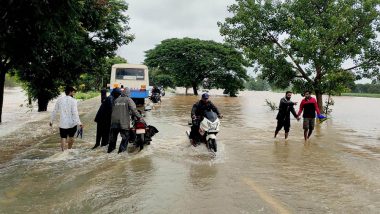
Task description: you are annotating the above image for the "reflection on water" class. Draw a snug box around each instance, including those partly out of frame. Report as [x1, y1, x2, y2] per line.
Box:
[0, 91, 379, 213]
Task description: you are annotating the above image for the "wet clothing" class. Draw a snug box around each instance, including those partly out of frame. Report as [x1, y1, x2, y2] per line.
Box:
[151, 88, 161, 94]
[189, 100, 220, 140]
[110, 96, 141, 130]
[108, 96, 141, 153]
[101, 88, 107, 103]
[51, 95, 81, 129]
[108, 128, 130, 153]
[275, 97, 297, 133]
[59, 126, 77, 138]
[303, 118, 315, 130]
[191, 100, 220, 118]
[298, 97, 320, 118]
[94, 95, 114, 147]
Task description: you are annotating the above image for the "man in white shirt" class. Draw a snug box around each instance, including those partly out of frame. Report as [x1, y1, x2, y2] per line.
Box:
[50, 86, 83, 151]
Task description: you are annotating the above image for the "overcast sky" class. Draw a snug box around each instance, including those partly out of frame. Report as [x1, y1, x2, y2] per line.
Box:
[117, 0, 235, 64]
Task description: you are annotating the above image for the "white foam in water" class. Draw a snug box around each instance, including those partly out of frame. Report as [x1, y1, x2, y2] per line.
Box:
[43, 149, 81, 162]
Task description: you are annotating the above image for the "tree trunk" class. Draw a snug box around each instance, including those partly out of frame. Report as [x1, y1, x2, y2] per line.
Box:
[37, 94, 49, 112]
[185, 87, 188, 95]
[192, 83, 198, 96]
[0, 68, 6, 123]
[315, 91, 323, 113]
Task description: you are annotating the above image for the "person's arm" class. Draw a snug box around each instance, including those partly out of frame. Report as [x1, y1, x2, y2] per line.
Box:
[191, 103, 198, 118]
[290, 106, 298, 118]
[127, 98, 142, 118]
[50, 99, 60, 126]
[297, 100, 304, 117]
[313, 98, 321, 115]
[209, 101, 221, 116]
[72, 99, 82, 126]
[94, 103, 104, 122]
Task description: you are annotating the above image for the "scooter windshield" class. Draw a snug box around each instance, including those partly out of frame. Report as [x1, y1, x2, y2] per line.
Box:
[204, 110, 218, 122]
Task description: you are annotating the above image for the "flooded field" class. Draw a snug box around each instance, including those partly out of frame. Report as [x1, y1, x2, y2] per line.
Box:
[0, 90, 379, 213]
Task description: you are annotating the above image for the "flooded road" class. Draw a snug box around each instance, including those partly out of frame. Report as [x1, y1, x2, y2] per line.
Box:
[0, 91, 379, 213]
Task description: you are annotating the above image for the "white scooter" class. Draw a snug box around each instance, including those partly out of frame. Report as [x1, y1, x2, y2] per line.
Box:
[186, 110, 221, 152]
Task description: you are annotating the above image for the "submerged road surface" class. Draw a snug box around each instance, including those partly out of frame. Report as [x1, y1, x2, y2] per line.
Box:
[0, 91, 379, 213]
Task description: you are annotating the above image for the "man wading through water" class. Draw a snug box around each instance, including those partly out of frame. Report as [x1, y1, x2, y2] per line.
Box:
[50, 86, 83, 151]
[274, 91, 300, 139]
[297, 90, 321, 141]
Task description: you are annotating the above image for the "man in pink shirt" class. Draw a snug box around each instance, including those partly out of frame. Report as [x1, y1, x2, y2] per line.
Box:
[297, 90, 320, 141]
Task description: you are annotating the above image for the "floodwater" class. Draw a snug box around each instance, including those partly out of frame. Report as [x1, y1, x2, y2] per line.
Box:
[0, 91, 379, 214]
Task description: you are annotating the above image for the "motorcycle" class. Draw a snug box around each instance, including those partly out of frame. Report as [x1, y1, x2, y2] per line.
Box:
[129, 115, 159, 151]
[186, 110, 220, 152]
[150, 92, 161, 103]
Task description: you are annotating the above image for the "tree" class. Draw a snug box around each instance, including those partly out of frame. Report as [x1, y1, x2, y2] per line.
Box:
[0, 0, 133, 116]
[245, 75, 271, 91]
[219, 0, 380, 109]
[149, 67, 176, 89]
[77, 56, 127, 92]
[144, 38, 248, 96]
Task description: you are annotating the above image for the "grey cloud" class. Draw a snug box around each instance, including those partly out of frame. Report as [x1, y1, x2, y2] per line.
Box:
[117, 0, 235, 64]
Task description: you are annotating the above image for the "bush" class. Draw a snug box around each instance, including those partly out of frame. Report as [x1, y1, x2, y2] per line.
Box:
[75, 91, 100, 100]
[4, 74, 19, 87]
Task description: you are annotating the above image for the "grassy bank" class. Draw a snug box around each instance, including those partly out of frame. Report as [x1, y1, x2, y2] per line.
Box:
[341, 93, 380, 98]
[75, 91, 100, 100]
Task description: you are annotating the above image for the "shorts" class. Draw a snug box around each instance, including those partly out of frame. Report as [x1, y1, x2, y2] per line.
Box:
[276, 118, 291, 133]
[303, 118, 315, 130]
[59, 126, 77, 138]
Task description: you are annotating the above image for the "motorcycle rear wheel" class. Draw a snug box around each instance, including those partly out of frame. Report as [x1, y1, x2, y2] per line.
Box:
[137, 134, 145, 151]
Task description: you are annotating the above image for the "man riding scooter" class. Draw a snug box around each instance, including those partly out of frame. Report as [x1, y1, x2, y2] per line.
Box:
[189, 93, 223, 146]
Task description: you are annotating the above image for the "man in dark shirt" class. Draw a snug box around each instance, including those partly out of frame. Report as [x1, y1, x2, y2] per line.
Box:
[274, 91, 299, 139]
[189, 93, 222, 146]
[93, 88, 119, 149]
[297, 90, 321, 141]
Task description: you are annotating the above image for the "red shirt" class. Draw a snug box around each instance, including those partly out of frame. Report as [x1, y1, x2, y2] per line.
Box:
[297, 97, 320, 118]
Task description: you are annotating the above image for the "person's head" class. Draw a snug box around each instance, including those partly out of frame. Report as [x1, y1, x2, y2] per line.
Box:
[201, 93, 209, 103]
[304, 90, 311, 99]
[153, 85, 157, 89]
[65, 86, 76, 97]
[122, 87, 130, 97]
[112, 88, 122, 98]
[285, 91, 292, 100]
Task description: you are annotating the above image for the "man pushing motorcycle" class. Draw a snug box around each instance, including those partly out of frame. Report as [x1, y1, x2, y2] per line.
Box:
[189, 93, 223, 146]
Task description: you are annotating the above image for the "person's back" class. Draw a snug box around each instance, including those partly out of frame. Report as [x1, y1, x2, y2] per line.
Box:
[111, 96, 137, 129]
[50, 86, 82, 151]
[53, 95, 80, 129]
[108, 92, 141, 153]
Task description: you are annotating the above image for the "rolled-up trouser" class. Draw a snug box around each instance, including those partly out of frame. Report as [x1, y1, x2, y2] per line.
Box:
[275, 118, 291, 133]
[108, 128, 129, 153]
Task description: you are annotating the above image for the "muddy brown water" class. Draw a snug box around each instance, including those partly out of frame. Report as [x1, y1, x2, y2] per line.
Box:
[0, 91, 379, 213]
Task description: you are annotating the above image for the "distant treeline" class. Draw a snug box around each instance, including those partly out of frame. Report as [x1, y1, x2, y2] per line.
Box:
[245, 76, 380, 94]
[245, 76, 271, 91]
[350, 83, 380, 94]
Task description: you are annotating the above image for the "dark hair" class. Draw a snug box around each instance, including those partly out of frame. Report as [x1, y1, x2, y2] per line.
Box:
[304, 90, 311, 94]
[65, 86, 76, 95]
[285, 91, 292, 95]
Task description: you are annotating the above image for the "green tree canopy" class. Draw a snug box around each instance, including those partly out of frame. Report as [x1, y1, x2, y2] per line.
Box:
[0, 0, 133, 116]
[219, 0, 380, 109]
[144, 38, 248, 96]
[77, 56, 127, 92]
